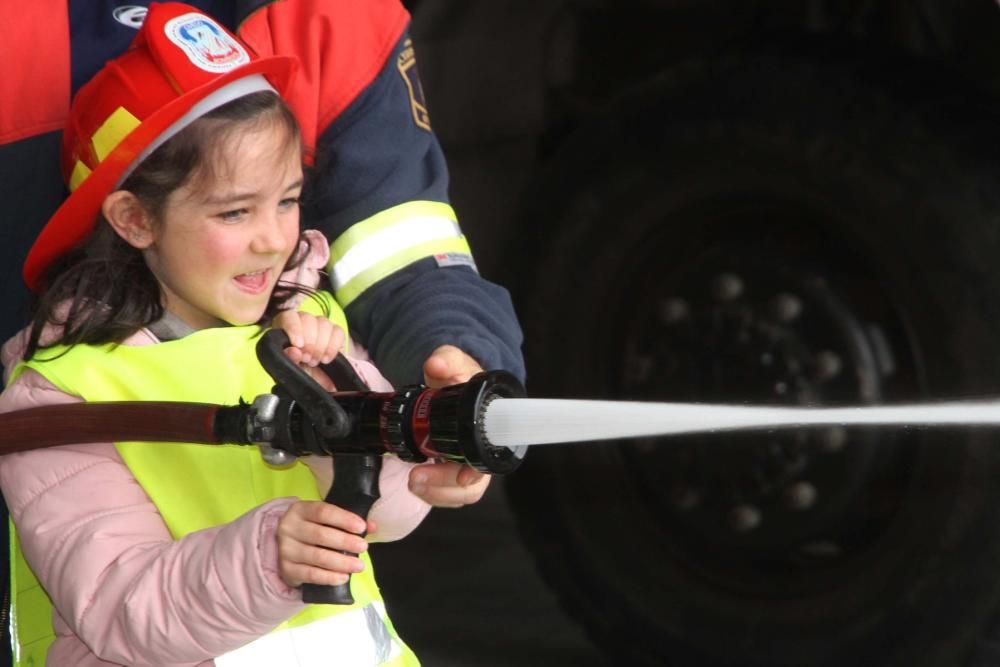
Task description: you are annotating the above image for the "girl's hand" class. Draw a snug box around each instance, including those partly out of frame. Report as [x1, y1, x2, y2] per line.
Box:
[271, 311, 345, 390]
[276, 500, 377, 588]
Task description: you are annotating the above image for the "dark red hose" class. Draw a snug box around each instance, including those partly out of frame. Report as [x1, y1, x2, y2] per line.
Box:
[0, 402, 227, 454]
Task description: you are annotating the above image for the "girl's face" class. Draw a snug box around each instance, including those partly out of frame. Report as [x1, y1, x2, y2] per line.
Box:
[142, 121, 303, 330]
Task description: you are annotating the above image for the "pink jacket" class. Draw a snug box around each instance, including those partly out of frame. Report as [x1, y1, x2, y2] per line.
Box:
[0, 235, 432, 666]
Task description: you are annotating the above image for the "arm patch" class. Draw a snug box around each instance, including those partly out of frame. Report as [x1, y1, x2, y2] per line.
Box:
[397, 38, 431, 131]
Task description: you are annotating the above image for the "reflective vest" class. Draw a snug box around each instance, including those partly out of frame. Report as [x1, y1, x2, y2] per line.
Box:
[8, 294, 419, 666]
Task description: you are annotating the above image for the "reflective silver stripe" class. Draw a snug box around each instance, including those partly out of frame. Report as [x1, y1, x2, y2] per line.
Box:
[326, 201, 475, 306]
[330, 215, 464, 290]
[215, 602, 401, 667]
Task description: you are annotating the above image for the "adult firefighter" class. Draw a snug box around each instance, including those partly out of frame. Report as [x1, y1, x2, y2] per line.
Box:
[1, 0, 525, 388]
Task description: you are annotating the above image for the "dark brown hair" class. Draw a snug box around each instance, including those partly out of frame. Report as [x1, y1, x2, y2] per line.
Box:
[25, 90, 314, 360]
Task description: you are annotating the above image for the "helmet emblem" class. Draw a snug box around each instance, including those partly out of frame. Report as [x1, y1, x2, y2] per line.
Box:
[165, 13, 249, 72]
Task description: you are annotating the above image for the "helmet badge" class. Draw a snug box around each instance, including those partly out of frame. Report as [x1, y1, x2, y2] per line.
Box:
[165, 13, 249, 73]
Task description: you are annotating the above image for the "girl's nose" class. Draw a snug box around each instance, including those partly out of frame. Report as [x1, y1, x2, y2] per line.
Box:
[251, 214, 291, 255]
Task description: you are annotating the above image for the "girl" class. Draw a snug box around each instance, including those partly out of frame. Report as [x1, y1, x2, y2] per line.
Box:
[0, 4, 482, 665]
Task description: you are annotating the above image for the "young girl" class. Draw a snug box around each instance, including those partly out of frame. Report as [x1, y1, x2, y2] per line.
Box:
[0, 4, 481, 665]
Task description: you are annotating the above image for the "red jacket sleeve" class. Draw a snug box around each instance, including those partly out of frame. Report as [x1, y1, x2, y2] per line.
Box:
[238, 0, 410, 155]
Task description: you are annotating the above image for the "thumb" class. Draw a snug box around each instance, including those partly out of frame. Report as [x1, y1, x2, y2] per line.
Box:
[423, 345, 483, 388]
[456, 465, 486, 487]
[422, 351, 453, 384]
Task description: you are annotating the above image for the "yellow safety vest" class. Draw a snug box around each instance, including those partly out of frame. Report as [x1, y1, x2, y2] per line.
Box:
[8, 294, 419, 667]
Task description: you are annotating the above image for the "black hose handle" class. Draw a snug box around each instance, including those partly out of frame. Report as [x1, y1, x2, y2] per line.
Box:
[255, 330, 350, 440]
[302, 454, 382, 604]
[255, 329, 380, 605]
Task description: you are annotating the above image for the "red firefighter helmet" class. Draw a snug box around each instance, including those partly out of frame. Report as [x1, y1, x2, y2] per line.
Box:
[23, 1, 297, 291]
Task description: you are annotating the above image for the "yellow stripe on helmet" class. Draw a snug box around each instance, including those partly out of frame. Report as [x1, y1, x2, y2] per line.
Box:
[67, 161, 93, 192]
[90, 106, 141, 163]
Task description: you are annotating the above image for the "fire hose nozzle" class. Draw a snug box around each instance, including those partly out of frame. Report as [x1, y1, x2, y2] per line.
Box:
[305, 370, 529, 475]
[398, 369, 528, 475]
[251, 328, 529, 475]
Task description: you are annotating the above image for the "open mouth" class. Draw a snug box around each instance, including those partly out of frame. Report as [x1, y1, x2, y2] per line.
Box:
[233, 268, 271, 294]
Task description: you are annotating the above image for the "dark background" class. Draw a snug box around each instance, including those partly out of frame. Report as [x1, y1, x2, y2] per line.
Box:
[374, 483, 610, 667]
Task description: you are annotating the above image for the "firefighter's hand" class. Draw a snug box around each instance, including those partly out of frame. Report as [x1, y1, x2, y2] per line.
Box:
[409, 461, 491, 508]
[276, 500, 377, 588]
[423, 344, 482, 387]
[272, 311, 345, 391]
[419, 346, 492, 505]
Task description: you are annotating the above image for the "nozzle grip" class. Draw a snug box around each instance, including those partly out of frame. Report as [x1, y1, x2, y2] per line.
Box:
[302, 453, 382, 605]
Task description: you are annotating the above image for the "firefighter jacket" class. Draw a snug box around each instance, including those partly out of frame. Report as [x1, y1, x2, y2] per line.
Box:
[0, 0, 525, 386]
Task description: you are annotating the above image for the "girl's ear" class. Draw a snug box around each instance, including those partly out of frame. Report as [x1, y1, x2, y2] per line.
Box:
[102, 191, 154, 249]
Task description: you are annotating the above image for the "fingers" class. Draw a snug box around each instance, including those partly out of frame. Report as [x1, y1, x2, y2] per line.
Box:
[276, 500, 370, 588]
[309, 319, 344, 366]
[455, 464, 487, 488]
[273, 310, 305, 348]
[273, 311, 345, 368]
[409, 462, 492, 508]
[423, 345, 483, 388]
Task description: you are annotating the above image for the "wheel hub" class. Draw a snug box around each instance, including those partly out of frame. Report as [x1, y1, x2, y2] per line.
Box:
[616, 230, 912, 578]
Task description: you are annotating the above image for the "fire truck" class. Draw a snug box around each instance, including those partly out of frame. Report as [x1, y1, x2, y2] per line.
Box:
[405, 1, 1000, 665]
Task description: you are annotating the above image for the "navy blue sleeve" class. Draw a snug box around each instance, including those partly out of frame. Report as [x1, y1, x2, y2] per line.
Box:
[349, 260, 525, 386]
[302, 31, 525, 386]
[301, 32, 446, 231]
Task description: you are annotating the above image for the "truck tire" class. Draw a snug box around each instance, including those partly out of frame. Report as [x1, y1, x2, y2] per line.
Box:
[505, 54, 1000, 667]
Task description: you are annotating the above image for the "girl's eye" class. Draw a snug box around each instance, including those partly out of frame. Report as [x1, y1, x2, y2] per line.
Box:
[278, 197, 301, 211]
[218, 208, 248, 222]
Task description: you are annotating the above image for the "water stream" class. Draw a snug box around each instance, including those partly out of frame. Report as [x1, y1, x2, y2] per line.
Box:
[481, 397, 1000, 448]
